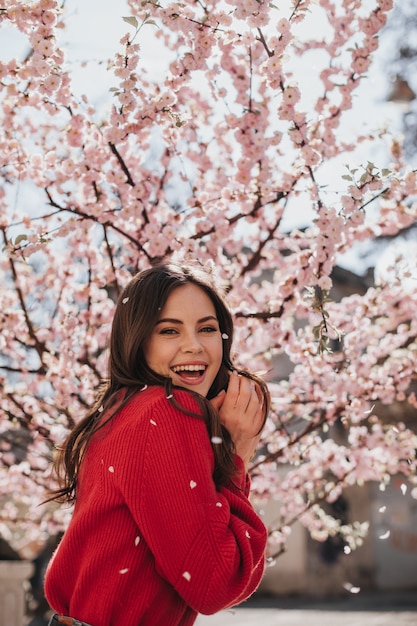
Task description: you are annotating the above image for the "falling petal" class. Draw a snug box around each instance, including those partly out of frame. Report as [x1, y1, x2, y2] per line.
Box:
[343, 582, 361, 594]
[98, 405, 104, 412]
[122, 297, 129, 304]
[119, 568, 129, 574]
[135, 536, 140, 546]
[363, 405, 375, 414]
[141, 385, 148, 392]
[400, 483, 407, 495]
[108, 466, 114, 473]
[379, 530, 390, 540]
[211, 436, 222, 444]
[221, 333, 229, 340]
[379, 506, 387, 513]
[245, 530, 251, 538]
[166, 393, 173, 399]
[190, 480, 197, 489]
[344, 546, 351, 555]
[182, 571, 191, 581]
[266, 557, 276, 568]
[150, 419, 157, 426]
[216, 502, 222, 507]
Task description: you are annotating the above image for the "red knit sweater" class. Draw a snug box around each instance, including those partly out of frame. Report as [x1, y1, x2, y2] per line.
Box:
[44, 387, 267, 626]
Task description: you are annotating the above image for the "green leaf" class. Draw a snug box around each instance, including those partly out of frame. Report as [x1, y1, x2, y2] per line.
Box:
[122, 16, 139, 29]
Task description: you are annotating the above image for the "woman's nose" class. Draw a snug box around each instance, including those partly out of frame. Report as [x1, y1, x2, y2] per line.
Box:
[181, 332, 203, 352]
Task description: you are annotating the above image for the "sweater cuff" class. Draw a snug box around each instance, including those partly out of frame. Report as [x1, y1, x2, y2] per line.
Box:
[232, 454, 251, 496]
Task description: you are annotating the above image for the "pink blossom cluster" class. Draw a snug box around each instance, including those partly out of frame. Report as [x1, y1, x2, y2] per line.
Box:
[1, 0, 416, 558]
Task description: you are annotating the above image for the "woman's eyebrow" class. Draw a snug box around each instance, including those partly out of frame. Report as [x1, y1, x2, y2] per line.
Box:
[155, 315, 218, 326]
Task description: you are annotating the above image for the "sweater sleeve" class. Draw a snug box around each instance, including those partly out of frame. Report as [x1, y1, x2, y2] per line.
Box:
[117, 389, 267, 615]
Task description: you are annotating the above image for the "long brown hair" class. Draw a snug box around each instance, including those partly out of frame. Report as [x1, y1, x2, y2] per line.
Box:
[48, 262, 270, 503]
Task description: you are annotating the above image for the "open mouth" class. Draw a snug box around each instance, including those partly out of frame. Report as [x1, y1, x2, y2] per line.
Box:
[171, 364, 207, 381]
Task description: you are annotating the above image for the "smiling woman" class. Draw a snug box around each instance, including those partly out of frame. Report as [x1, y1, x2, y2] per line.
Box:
[144, 283, 224, 397]
[43, 261, 271, 626]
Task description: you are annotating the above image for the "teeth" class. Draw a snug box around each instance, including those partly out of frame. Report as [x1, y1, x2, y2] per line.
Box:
[172, 365, 206, 373]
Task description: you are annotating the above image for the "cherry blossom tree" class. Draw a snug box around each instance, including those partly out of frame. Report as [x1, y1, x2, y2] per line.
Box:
[1, 0, 416, 563]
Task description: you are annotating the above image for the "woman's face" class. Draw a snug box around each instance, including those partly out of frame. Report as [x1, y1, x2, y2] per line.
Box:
[144, 283, 223, 397]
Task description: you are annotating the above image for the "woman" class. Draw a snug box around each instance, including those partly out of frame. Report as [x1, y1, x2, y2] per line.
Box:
[44, 262, 270, 626]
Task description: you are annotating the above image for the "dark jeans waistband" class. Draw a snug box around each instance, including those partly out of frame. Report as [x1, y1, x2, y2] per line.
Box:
[48, 614, 93, 626]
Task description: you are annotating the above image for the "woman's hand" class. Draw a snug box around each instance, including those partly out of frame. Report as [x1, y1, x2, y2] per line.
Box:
[210, 371, 265, 468]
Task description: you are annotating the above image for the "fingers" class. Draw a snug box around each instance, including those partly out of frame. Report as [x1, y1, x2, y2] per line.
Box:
[219, 371, 264, 435]
[233, 373, 262, 417]
[222, 371, 254, 412]
[209, 389, 226, 412]
[225, 369, 240, 407]
[215, 371, 266, 468]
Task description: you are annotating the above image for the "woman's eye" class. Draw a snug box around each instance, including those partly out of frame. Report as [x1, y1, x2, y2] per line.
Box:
[200, 326, 218, 333]
[159, 328, 178, 335]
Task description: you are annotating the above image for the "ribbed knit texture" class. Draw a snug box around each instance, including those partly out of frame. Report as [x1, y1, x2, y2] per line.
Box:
[44, 387, 267, 626]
